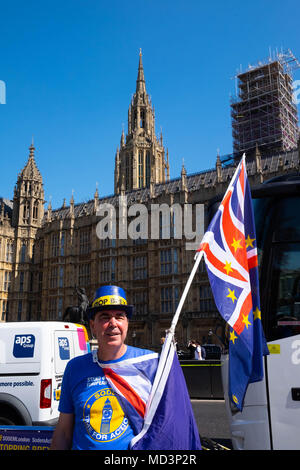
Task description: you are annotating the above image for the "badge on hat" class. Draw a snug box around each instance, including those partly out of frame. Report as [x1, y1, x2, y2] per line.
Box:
[87, 285, 134, 319]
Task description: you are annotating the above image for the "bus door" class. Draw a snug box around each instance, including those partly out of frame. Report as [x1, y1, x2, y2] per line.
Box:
[259, 195, 300, 450]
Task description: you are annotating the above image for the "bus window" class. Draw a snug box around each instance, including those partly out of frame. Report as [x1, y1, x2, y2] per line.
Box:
[267, 243, 300, 341]
[253, 195, 300, 342]
[254, 196, 300, 259]
[253, 197, 273, 266]
[272, 198, 300, 242]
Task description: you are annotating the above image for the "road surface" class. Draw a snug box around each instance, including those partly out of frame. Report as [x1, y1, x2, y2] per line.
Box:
[191, 399, 232, 449]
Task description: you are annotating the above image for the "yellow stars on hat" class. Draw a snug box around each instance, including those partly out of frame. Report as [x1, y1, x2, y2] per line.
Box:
[223, 261, 233, 275]
[229, 329, 238, 344]
[231, 237, 243, 252]
[227, 288, 237, 303]
[245, 234, 255, 248]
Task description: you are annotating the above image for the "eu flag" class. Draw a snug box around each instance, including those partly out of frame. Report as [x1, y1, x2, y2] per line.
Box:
[199, 154, 269, 411]
[130, 342, 201, 450]
[97, 343, 201, 449]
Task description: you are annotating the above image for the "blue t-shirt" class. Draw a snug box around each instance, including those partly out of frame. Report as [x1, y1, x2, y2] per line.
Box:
[59, 345, 153, 450]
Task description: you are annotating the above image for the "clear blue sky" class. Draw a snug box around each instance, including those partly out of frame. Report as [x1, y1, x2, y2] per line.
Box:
[1, 0, 299, 209]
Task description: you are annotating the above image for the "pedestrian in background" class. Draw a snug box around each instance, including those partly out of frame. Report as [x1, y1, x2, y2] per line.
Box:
[195, 341, 206, 360]
[187, 339, 197, 359]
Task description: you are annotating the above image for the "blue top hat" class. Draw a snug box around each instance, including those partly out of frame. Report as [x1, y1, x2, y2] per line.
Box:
[87, 285, 134, 319]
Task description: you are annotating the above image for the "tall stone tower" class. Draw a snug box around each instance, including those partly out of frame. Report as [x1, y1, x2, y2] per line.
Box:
[12, 140, 44, 229]
[5, 141, 45, 320]
[114, 51, 169, 194]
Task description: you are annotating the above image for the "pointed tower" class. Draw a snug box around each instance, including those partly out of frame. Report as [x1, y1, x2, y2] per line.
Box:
[114, 50, 168, 194]
[12, 140, 45, 228]
[216, 150, 222, 183]
[8, 141, 45, 322]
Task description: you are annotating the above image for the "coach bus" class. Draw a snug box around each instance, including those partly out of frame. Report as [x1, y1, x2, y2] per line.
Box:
[220, 173, 300, 450]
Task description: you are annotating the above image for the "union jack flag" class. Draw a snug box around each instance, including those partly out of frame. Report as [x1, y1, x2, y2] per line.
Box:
[94, 350, 159, 436]
[94, 347, 201, 449]
[198, 154, 268, 410]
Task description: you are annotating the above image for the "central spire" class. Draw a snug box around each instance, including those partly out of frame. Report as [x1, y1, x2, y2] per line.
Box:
[114, 51, 169, 194]
[136, 48, 146, 94]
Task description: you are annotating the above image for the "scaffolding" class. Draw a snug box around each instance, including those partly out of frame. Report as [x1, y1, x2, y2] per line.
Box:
[231, 49, 300, 156]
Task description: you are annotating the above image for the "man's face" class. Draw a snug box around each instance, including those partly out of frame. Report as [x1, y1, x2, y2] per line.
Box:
[90, 309, 128, 352]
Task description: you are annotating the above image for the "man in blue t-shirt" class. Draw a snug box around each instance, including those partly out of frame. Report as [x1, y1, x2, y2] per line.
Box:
[50, 285, 156, 450]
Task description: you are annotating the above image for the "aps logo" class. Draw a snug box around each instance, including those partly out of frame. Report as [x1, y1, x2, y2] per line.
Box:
[13, 335, 35, 358]
[58, 337, 70, 360]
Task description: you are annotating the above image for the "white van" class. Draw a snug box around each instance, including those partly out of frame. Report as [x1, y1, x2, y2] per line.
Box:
[0, 322, 89, 426]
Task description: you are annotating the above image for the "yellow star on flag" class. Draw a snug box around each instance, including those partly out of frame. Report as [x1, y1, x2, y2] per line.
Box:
[253, 307, 261, 321]
[242, 314, 251, 329]
[231, 237, 243, 252]
[223, 261, 233, 275]
[245, 234, 255, 248]
[227, 288, 237, 303]
[232, 394, 239, 405]
[229, 329, 238, 344]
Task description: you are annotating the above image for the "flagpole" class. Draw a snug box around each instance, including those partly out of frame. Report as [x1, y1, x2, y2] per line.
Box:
[135, 158, 245, 442]
[169, 250, 204, 334]
[167, 154, 245, 336]
[147, 250, 204, 402]
[156, 155, 247, 368]
[131, 251, 205, 448]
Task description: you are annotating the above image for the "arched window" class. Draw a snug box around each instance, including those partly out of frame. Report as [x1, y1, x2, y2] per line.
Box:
[140, 109, 145, 128]
[33, 201, 39, 220]
[20, 243, 26, 263]
[145, 151, 151, 187]
[125, 154, 130, 190]
[23, 200, 30, 223]
[138, 151, 144, 188]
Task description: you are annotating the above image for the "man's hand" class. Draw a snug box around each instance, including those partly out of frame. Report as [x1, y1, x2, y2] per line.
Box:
[50, 412, 74, 450]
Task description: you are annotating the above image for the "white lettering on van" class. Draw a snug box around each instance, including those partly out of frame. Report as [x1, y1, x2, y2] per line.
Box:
[291, 340, 300, 365]
[58, 338, 69, 348]
[15, 336, 34, 348]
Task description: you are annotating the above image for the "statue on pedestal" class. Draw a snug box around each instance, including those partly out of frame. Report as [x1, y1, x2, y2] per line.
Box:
[62, 287, 89, 325]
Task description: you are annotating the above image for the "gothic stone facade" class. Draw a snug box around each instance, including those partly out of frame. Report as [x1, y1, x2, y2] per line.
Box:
[1, 54, 299, 351]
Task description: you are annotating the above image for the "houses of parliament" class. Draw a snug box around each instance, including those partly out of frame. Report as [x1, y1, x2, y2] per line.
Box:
[0, 51, 299, 350]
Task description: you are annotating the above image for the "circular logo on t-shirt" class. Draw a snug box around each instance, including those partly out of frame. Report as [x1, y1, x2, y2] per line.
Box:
[83, 388, 129, 442]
